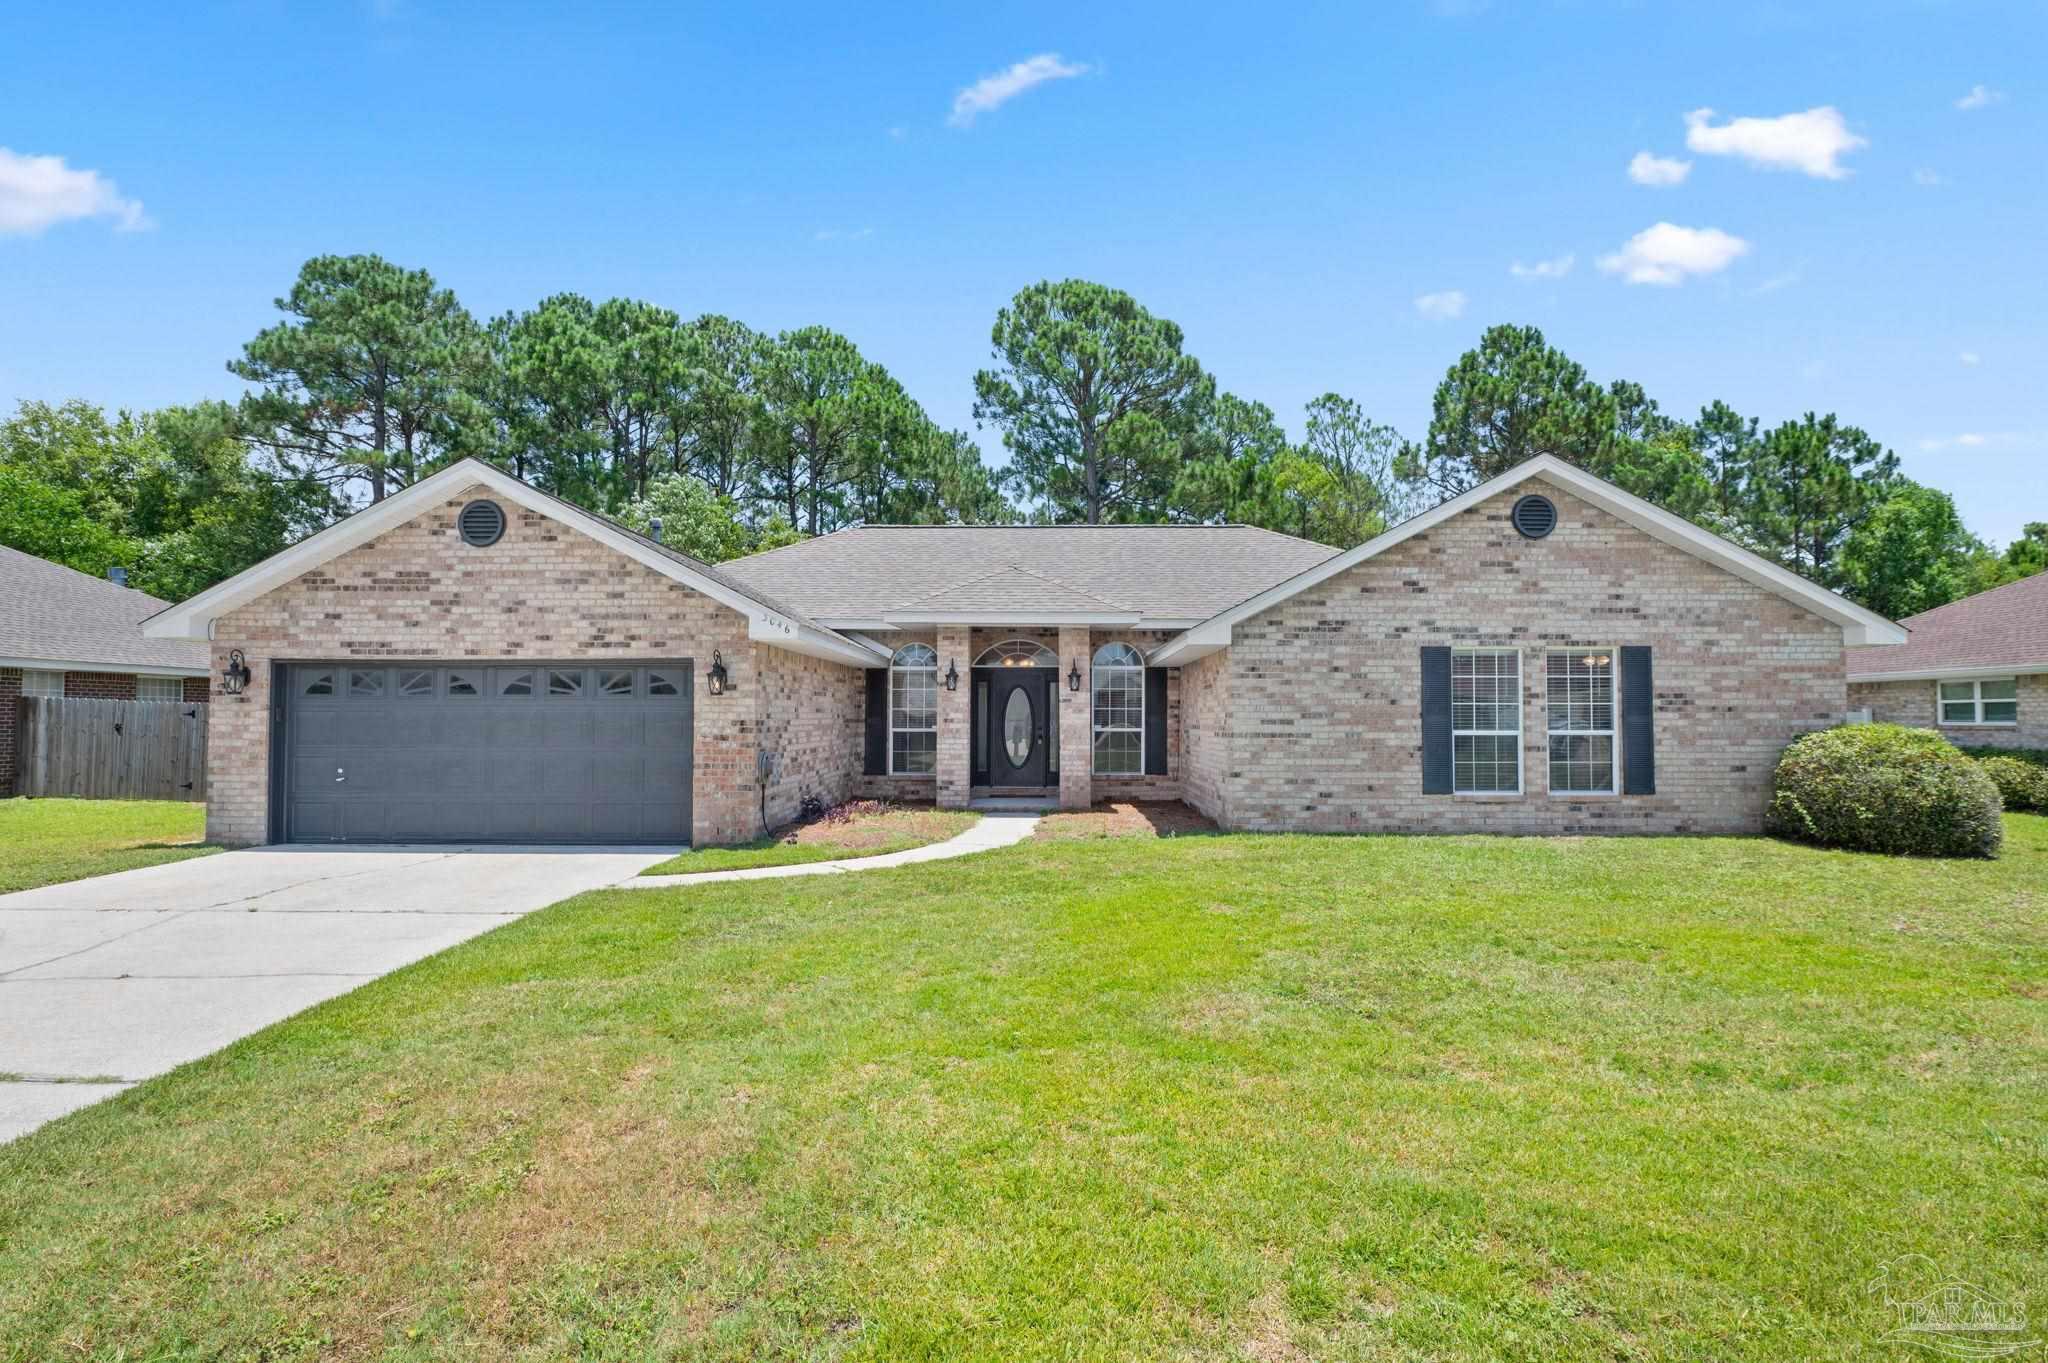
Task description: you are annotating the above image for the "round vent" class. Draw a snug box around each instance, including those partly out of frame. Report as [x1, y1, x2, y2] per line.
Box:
[1511, 494, 1557, 540]
[458, 499, 505, 547]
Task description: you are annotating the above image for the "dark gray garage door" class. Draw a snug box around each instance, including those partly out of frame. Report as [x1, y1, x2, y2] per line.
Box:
[282, 662, 692, 844]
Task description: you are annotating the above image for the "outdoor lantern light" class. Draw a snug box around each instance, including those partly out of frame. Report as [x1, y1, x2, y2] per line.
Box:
[944, 659, 959, 691]
[1067, 659, 1082, 692]
[707, 649, 728, 695]
[220, 648, 251, 696]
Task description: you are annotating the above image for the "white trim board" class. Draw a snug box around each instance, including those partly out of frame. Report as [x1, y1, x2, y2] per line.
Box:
[140, 459, 880, 669]
[1147, 455, 1908, 666]
[1847, 662, 2048, 684]
[0, 656, 208, 678]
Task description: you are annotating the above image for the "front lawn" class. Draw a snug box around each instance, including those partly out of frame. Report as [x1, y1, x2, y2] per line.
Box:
[0, 797, 214, 894]
[4, 818, 2045, 1361]
[640, 801, 978, 875]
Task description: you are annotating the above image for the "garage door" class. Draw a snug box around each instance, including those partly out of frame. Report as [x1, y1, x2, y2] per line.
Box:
[281, 661, 692, 844]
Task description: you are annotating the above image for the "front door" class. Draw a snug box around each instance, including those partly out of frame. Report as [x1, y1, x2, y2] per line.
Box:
[984, 668, 1051, 788]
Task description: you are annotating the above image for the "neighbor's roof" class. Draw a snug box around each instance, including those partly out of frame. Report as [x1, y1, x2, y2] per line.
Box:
[1847, 571, 2048, 681]
[717, 524, 1339, 624]
[0, 546, 211, 675]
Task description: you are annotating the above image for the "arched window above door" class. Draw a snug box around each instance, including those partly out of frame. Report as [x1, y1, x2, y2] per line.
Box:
[973, 640, 1057, 668]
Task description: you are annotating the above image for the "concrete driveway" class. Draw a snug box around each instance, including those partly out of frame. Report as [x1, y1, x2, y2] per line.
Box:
[0, 844, 674, 1142]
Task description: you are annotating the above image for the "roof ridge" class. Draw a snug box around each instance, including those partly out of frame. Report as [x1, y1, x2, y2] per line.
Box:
[1004, 562, 1131, 611]
[0, 543, 170, 607]
[1900, 568, 2048, 626]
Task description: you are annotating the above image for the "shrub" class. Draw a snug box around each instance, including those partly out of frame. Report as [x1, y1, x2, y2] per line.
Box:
[1976, 756, 2048, 813]
[1766, 724, 2003, 858]
[1956, 744, 2048, 770]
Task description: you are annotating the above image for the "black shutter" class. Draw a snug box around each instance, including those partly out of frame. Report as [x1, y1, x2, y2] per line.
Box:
[1420, 646, 1452, 794]
[1144, 667, 1169, 775]
[864, 670, 888, 776]
[1621, 645, 1655, 795]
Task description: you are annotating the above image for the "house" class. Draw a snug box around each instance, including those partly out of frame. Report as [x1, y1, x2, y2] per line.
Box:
[1847, 571, 2048, 750]
[2, 546, 212, 796]
[141, 454, 1904, 847]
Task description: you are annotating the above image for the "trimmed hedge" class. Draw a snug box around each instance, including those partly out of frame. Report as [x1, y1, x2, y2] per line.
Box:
[1977, 756, 2048, 813]
[1956, 744, 2048, 769]
[1766, 724, 2004, 858]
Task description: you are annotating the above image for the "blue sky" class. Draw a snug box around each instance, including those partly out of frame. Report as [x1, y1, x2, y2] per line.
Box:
[2, 1, 2041, 543]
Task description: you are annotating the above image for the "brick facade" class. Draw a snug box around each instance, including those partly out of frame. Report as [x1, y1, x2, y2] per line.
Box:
[204, 483, 790, 847]
[0, 669, 18, 796]
[1207, 478, 1847, 835]
[1849, 675, 2048, 751]
[62, 671, 140, 701]
[1178, 649, 1231, 824]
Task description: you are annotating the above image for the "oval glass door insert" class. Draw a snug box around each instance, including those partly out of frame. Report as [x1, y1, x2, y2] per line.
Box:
[1003, 687, 1033, 767]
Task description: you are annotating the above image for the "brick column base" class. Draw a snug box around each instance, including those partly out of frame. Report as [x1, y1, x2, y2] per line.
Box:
[1057, 626, 1091, 811]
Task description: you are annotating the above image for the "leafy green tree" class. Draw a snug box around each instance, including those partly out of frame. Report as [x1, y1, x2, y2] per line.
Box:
[0, 399, 158, 539]
[232, 254, 490, 503]
[1169, 392, 1292, 528]
[615, 472, 759, 563]
[1744, 413, 1899, 581]
[752, 327, 873, 534]
[0, 467, 134, 577]
[1692, 400, 1761, 508]
[973, 279, 1211, 522]
[1287, 394, 1410, 546]
[669, 315, 764, 497]
[1397, 324, 1617, 499]
[1968, 522, 2048, 593]
[1838, 481, 1983, 619]
[484, 294, 613, 503]
[591, 297, 688, 501]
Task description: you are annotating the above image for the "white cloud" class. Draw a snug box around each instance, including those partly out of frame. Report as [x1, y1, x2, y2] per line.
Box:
[1912, 167, 1943, 186]
[1955, 84, 2004, 111]
[1959, 351, 1981, 366]
[1509, 253, 1574, 281]
[813, 226, 874, 242]
[1413, 290, 1467, 320]
[1682, 106, 1867, 179]
[0, 147, 150, 236]
[1748, 267, 1801, 295]
[1596, 222, 1750, 286]
[1918, 432, 1996, 451]
[1628, 151, 1692, 187]
[948, 53, 1089, 127]
[887, 125, 908, 141]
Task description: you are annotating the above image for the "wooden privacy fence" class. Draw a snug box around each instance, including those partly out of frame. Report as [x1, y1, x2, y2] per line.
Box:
[14, 697, 209, 801]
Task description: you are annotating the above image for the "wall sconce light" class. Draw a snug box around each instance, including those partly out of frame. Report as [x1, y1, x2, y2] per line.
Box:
[706, 649, 728, 695]
[220, 648, 251, 696]
[1067, 659, 1082, 692]
[944, 659, 959, 691]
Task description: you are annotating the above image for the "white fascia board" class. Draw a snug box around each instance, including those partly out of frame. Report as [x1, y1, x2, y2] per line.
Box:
[815, 619, 899, 633]
[1848, 661, 2048, 684]
[1146, 620, 1231, 667]
[1149, 454, 1910, 660]
[142, 459, 876, 666]
[880, 610, 1143, 626]
[0, 655, 209, 678]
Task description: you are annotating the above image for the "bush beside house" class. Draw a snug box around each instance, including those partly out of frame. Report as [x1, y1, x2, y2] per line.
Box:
[1974, 755, 2048, 813]
[1767, 724, 2005, 858]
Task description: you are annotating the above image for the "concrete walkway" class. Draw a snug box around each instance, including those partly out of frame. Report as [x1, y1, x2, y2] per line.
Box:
[0, 844, 673, 1143]
[624, 811, 1040, 888]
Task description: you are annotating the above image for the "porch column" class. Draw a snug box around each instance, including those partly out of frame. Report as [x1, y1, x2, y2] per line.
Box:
[1057, 626, 1091, 811]
[936, 625, 972, 808]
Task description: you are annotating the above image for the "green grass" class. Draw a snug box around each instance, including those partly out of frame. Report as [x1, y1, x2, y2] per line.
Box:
[641, 806, 978, 874]
[4, 819, 2046, 1362]
[0, 797, 214, 894]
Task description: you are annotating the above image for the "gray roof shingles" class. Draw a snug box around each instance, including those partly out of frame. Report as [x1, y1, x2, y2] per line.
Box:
[0, 546, 210, 672]
[1847, 570, 2048, 678]
[716, 524, 1339, 622]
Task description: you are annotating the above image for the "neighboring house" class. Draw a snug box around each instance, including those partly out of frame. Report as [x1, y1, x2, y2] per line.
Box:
[1, 546, 212, 796]
[1847, 571, 2048, 751]
[142, 454, 1904, 847]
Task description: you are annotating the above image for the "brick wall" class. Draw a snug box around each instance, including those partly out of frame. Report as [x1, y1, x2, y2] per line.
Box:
[1850, 675, 2048, 751]
[1218, 477, 1846, 835]
[207, 483, 759, 847]
[63, 671, 138, 700]
[183, 675, 211, 704]
[0, 669, 18, 796]
[754, 643, 864, 827]
[1178, 649, 1231, 823]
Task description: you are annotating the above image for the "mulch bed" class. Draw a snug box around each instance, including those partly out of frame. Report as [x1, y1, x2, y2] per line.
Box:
[1032, 800, 1218, 840]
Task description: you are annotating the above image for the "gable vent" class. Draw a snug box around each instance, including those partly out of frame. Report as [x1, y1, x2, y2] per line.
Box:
[1511, 494, 1556, 540]
[458, 499, 505, 547]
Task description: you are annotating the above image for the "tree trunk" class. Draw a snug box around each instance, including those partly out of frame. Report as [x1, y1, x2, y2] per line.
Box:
[370, 364, 389, 503]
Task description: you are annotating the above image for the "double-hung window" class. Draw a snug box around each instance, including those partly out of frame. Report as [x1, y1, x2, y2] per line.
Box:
[137, 675, 182, 701]
[890, 644, 938, 775]
[1546, 650, 1617, 794]
[1938, 678, 2017, 726]
[1452, 649, 1521, 793]
[21, 670, 63, 698]
[1091, 643, 1144, 774]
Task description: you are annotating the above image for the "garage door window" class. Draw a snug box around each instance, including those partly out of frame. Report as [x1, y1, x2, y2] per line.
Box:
[447, 671, 480, 696]
[600, 669, 634, 697]
[497, 670, 534, 697]
[648, 671, 681, 697]
[399, 669, 434, 697]
[548, 668, 584, 698]
[301, 670, 335, 697]
[350, 670, 384, 697]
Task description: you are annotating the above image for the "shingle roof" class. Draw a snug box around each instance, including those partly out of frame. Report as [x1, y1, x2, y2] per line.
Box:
[716, 524, 1339, 622]
[0, 546, 210, 673]
[1846, 571, 2048, 679]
